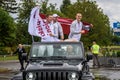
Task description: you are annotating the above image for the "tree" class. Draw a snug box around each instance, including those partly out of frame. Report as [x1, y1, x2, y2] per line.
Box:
[60, 0, 71, 15]
[0, 8, 16, 46]
[40, 0, 64, 16]
[0, 0, 18, 13]
[61, 0, 113, 46]
[16, 0, 35, 44]
[40, 0, 50, 14]
[112, 36, 120, 45]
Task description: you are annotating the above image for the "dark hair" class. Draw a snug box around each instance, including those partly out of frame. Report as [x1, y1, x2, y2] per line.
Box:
[46, 14, 52, 18]
[93, 40, 96, 42]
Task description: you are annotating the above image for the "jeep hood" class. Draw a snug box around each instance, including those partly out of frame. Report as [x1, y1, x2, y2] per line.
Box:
[26, 61, 83, 71]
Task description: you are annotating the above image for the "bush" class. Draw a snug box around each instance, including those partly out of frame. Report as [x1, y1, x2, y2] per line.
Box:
[112, 51, 117, 57]
[0, 47, 9, 55]
[116, 51, 120, 57]
[105, 52, 110, 57]
[0, 46, 16, 55]
[0, 50, 9, 55]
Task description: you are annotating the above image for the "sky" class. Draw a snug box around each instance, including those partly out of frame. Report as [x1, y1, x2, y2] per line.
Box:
[94, 0, 120, 27]
[47, 0, 120, 27]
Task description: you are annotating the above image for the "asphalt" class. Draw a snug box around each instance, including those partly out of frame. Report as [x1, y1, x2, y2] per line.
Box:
[0, 60, 20, 80]
[0, 60, 120, 80]
[0, 60, 20, 71]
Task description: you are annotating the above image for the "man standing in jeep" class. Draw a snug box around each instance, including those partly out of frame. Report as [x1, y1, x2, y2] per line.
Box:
[68, 13, 85, 42]
[52, 13, 64, 40]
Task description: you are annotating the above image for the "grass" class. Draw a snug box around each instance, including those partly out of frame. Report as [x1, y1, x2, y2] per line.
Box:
[0, 55, 18, 61]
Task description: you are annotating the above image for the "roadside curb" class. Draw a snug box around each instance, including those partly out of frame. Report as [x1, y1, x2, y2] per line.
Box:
[90, 67, 120, 70]
[0, 60, 19, 63]
[0, 76, 12, 79]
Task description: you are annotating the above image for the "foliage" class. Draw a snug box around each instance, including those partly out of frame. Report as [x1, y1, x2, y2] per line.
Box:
[0, 48, 9, 55]
[16, 0, 35, 44]
[101, 45, 120, 57]
[0, 0, 18, 13]
[40, 0, 50, 14]
[116, 51, 120, 57]
[0, 8, 16, 46]
[60, 0, 71, 15]
[40, 0, 65, 17]
[112, 36, 120, 45]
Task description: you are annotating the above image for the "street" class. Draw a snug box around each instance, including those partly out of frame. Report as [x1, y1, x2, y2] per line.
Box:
[0, 60, 120, 80]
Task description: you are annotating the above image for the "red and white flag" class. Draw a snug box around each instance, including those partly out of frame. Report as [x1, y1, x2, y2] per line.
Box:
[28, 6, 51, 39]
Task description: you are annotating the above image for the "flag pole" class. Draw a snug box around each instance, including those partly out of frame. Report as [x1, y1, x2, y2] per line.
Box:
[32, 35, 34, 42]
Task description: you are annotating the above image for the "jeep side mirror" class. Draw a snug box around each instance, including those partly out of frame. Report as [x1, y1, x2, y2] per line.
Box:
[86, 54, 93, 62]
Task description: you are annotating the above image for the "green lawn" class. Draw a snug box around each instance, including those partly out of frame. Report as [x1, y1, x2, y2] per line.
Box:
[0, 55, 18, 61]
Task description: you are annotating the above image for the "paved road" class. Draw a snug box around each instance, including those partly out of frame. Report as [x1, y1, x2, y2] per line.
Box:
[0, 60, 20, 80]
[0, 60, 20, 71]
[88, 60, 120, 80]
[0, 60, 120, 80]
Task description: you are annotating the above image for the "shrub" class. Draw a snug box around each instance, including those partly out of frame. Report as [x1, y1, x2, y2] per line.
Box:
[0, 50, 9, 55]
[116, 51, 120, 57]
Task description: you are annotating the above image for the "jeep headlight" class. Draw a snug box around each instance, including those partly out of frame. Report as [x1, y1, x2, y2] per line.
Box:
[68, 72, 79, 80]
[26, 72, 36, 80]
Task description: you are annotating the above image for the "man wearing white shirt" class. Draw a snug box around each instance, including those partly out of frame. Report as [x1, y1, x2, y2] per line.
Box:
[46, 14, 54, 37]
[40, 14, 54, 56]
[41, 14, 60, 42]
[52, 14, 64, 40]
[68, 13, 85, 41]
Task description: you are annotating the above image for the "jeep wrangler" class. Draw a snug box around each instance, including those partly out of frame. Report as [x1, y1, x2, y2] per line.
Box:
[11, 42, 94, 80]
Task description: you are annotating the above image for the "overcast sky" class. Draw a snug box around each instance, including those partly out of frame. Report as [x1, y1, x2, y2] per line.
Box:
[47, 0, 120, 27]
[95, 0, 120, 27]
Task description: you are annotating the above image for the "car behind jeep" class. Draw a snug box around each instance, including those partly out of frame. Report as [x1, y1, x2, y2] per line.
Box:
[11, 42, 94, 80]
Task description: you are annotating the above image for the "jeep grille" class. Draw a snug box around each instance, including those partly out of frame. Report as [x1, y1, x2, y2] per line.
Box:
[37, 71, 68, 80]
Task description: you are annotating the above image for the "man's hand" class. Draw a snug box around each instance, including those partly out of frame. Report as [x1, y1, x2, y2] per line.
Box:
[80, 30, 85, 34]
[49, 33, 54, 36]
[90, 24, 93, 27]
[60, 35, 64, 40]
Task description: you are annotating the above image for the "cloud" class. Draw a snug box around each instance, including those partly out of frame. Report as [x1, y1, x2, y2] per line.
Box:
[95, 0, 120, 26]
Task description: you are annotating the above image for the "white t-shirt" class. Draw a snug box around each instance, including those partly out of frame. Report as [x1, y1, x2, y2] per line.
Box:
[69, 20, 83, 41]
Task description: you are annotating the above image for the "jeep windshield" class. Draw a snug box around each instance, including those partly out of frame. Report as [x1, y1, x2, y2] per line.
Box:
[30, 42, 84, 59]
